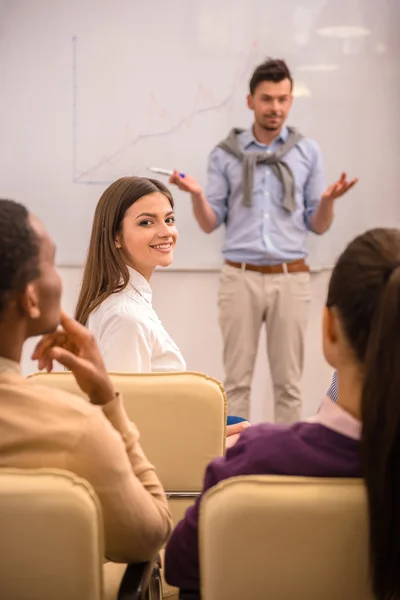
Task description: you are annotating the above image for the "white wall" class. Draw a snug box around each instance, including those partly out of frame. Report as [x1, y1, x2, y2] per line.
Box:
[2, 0, 400, 269]
[21, 269, 333, 423]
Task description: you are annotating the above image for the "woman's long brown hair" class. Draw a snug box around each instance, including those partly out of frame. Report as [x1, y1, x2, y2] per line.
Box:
[75, 176, 174, 326]
[327, 228, 400, 600]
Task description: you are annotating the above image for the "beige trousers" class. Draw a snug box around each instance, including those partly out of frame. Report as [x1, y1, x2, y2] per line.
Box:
[218, 264, 311, 423]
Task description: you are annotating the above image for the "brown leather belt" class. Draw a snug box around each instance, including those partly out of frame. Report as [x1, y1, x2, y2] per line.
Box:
[225, 259, 309, 274]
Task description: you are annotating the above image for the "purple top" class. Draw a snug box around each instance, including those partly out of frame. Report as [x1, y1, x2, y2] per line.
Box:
[164, 398, 361, 591]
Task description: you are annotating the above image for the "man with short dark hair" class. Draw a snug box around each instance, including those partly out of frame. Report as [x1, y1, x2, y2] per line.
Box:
[170, 58, 357, 422]
[0, 199, 171, 563]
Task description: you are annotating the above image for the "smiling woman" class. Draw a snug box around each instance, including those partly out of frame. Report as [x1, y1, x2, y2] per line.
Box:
[75, 176, 186, 373]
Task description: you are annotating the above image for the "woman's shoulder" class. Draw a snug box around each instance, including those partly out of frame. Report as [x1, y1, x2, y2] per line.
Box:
[89, 290, 163, 340]
[88, 291, 144, 329]
[219, 421, 360, 476]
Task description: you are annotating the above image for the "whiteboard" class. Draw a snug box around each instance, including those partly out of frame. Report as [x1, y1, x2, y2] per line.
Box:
[1, 0, 399, 269]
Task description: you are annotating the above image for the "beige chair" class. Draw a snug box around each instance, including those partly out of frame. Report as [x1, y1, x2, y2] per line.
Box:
[28, 371, 227, 599]
[0, 468, 160, 600]
[28, 371, 227, 526]
[199, 475, 374, 600]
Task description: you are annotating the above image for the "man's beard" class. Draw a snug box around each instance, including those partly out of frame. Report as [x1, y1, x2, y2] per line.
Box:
[259, 121, 280, 132]
[262, 124, 280, 131]
[257, 114, 281, 131]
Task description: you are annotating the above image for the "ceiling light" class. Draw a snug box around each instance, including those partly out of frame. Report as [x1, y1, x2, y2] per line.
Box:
[297, 64, 339, 72]
[293, 81, 312, 98]
[317, 25, 371, 39]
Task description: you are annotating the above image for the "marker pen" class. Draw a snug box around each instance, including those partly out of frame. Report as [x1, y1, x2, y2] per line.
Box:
[148, 167, 186, 178]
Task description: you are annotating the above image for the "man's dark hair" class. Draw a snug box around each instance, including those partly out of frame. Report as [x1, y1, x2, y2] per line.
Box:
[0, 199, 40, 315]
[249, 58, 293, 95]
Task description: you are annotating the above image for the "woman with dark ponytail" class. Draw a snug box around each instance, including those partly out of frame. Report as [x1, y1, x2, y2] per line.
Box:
[165, 228, 400, 599]
[326, 228, 400, 599]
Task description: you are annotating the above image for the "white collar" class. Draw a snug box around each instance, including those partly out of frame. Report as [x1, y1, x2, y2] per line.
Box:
[126, 266, 152, 305]
[0, 356, 21, 375]
[306, 396, 361, 441]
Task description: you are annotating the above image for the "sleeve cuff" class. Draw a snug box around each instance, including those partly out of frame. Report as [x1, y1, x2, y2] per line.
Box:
[101, 393, 140, 443]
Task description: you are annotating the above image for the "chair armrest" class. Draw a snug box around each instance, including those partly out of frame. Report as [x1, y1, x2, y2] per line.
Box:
[117, 555, 162, 600]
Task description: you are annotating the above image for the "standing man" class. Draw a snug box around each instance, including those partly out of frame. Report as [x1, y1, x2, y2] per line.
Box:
[170, 58, 357, 422]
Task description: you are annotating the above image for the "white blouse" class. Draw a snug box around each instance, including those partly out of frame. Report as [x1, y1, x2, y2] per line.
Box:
[88, 267, 186, 373]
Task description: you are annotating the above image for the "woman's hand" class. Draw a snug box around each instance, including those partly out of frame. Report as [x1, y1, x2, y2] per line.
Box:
[226, 421, 251, 449]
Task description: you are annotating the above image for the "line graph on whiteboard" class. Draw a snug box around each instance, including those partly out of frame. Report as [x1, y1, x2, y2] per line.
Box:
[72, 36, 259, 186]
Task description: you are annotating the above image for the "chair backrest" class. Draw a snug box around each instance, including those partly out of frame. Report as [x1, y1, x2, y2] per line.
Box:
[199, 475, 374, 600]
[28, 371, 227, 524]
[0, 468, 104, 600]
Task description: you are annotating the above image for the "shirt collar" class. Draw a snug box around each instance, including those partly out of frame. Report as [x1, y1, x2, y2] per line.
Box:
[242, 125, 289, 150]
[127, 266, 152, 304]
[0, 357, 21, 375]
[306, 396, 361, 440]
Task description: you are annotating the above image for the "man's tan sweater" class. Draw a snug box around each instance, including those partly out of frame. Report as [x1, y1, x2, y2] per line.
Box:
[0, 358, 172, 563]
